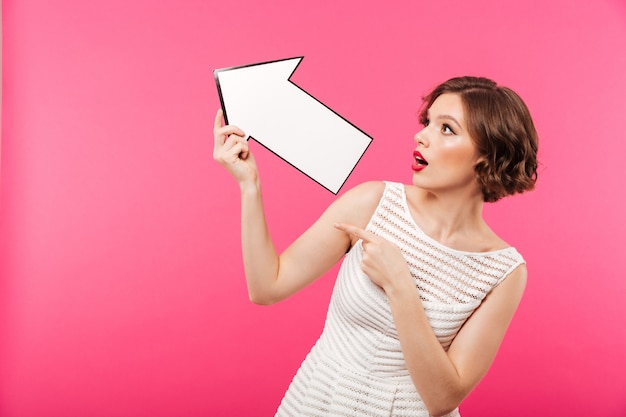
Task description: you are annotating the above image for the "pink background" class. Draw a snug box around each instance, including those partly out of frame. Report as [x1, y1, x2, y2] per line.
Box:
[2, 1, 626, 416]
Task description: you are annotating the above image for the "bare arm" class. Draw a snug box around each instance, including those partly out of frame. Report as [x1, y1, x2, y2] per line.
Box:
[334, 224, 526, 416]
[213, 109, 383, 304]
[387, 266, 526, 416]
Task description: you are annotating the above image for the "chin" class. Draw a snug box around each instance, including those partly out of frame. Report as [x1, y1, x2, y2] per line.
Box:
[411, 171, 425, 186]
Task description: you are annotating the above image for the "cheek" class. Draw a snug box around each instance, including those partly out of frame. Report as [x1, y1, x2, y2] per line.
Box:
[442, 143, 478, 167]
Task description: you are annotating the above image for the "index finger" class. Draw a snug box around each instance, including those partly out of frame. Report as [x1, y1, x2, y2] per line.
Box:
[333, 223, 375, 242]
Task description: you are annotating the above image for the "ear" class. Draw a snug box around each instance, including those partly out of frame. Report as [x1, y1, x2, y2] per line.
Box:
[473, 154, 487, 170]
[472, 156, 488, 187]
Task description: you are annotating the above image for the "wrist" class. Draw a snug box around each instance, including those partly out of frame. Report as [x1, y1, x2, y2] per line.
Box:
[384, 274, 417, 300]
[239, 178, 262, 196]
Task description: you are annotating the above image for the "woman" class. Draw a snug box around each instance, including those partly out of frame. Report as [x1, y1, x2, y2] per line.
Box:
[213, 76, 538, 417]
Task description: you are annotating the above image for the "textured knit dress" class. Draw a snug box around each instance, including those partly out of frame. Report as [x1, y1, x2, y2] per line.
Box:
[275, 182, 525, 417]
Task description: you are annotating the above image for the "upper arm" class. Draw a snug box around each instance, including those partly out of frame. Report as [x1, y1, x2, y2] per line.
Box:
[269, 181, 385, 303]
[446, 264, 527, 395]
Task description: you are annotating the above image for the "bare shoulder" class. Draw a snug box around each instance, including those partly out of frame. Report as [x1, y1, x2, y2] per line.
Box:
[338, 181, 386, 206]
[329, 181, 387, 228]
[483, 227, 518, 252]
[482, 232, 513, 252]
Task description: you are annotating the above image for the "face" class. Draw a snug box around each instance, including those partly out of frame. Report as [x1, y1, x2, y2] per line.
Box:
[412, 93, 482, 197]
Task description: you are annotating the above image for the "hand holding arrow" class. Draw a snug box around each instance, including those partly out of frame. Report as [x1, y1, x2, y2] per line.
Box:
[214, 57, 372, 194]
[213, 109, 259, 188]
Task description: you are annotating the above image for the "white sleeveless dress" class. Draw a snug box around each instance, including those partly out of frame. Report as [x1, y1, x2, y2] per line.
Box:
[275, 182, 525, 417]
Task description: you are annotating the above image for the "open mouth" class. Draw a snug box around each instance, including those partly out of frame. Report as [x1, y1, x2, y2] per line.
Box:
[414, 151, 428, 166]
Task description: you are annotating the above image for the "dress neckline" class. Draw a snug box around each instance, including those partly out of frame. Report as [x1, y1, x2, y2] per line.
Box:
[392, 182, 515, 257]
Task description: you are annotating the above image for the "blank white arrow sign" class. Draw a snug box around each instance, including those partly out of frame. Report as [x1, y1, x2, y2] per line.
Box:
[214, 57, 372, 194]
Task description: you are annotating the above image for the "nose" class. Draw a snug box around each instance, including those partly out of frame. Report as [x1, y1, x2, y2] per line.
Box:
[414, 127, 429, 147]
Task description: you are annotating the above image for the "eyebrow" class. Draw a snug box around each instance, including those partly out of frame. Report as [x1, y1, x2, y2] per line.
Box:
[432, 113, 463, 130]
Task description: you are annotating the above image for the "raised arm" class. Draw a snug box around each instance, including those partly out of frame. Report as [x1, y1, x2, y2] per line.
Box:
[213, 109, 382, 304]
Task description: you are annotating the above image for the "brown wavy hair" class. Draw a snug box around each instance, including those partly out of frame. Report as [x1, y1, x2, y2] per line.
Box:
[419, 76, 539, 202]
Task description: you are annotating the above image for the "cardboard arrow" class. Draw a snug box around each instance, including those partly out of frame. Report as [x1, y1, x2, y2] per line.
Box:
[214, 57, 372, 194]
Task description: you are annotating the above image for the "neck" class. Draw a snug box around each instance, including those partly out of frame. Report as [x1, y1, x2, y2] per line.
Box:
[410, 187, 486, 243]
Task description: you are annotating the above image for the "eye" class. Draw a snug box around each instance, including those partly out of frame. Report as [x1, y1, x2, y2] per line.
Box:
[442, 124, 455, 135]
[420, 117, 430, 127]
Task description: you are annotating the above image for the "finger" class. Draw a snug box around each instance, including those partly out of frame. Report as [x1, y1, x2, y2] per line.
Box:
[215, 126, 246, 151]
[333, 223, 375, 242]
[233, 140, 250, 160]
[224, 132, 249, 149]
[217, 125, 246, 139]
[214, 108, 246, 140]
[214, 108, 224, 131]
[228, 142, 247, 160]
[218, 139, 249, 164]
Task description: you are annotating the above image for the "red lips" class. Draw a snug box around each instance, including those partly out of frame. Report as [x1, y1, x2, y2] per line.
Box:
[413, 150, 428, 171]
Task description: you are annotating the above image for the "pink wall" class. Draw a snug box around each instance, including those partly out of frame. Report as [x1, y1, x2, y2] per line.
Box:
[2, 0, 625, 416]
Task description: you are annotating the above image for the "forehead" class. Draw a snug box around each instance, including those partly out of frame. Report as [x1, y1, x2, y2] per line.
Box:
[429, 93, 465, 123]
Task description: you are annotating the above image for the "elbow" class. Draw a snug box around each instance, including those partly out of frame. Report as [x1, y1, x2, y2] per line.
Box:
[248, 290, 278, 306]
[429, 405, 459, 417]
[425, 392, 464, 417]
